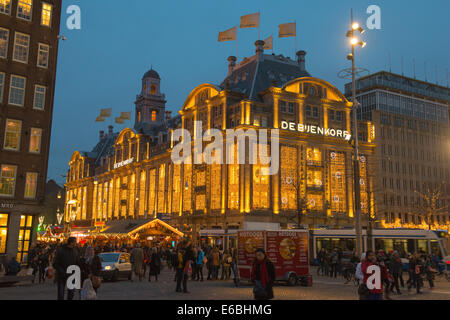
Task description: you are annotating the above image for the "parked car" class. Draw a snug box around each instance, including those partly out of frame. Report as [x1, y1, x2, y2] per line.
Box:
[99, 252, 132, 281]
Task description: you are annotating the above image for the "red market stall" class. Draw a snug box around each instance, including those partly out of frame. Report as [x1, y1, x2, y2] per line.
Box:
[237, 230, 311, 286]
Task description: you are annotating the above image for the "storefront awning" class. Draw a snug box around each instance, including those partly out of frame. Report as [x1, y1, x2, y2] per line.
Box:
[97, 219, 184, 237]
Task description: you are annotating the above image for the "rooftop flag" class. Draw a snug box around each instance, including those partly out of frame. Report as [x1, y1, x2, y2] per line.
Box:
[278, 22, 296, 38]
[120, 112, 132, 120]
[218, 26, 237, 42]
[240, 12, 260, 28]
[115, 117, 124, 124]
[263, 35, 273, 50]
[100, 108, 112, 118]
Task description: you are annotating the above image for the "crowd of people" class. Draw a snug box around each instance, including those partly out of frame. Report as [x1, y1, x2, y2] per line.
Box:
[11, 238, 244, 300]
[1, 237, 445, 301]
[316, 247, 443, 300]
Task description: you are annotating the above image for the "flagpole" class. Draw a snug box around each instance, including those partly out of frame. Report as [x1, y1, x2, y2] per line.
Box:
[258, 11, 261, 40]
[294, 20, 297, 57]
[236, 26, 238, 59]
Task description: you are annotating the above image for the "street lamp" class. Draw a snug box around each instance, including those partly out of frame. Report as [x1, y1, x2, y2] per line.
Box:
[346, 9, 366, 257]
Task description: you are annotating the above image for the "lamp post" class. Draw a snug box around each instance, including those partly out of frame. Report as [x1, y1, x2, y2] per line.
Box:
[346, 9, 366, 256]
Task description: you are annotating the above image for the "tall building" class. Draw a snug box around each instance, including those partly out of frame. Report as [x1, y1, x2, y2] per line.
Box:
[65, 41, 376, 247]
[345, 71, 450, 230]
[0, 0, 62, 262]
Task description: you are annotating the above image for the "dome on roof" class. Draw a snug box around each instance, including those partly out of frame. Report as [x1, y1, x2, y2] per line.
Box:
[143, 68, 160, 80]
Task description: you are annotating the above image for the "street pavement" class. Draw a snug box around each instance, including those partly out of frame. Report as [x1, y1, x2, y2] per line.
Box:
[0, 266, 449, 300]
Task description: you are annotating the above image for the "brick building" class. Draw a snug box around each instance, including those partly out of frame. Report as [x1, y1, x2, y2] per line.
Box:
[0, 0, 62, 262]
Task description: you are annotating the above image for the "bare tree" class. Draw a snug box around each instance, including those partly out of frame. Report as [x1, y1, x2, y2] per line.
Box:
[414, 183, 450, 230]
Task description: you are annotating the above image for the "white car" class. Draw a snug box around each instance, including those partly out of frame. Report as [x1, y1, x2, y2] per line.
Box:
[99, 252, 132, 281]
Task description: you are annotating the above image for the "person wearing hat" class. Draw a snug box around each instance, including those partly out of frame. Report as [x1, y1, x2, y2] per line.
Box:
[251, 248, 275, 300]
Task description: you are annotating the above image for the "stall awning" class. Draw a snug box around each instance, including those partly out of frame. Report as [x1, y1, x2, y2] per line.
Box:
[97, 219, 184, 237]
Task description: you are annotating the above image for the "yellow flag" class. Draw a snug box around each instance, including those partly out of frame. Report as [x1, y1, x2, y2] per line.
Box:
[120, 112, 132, 120]
[95, 116, 105, 122]
[218, 26, 237, 42]
[278, 22, 296, 38]
[115, 117, 124, 124]
[100, 108, 112, 118]
[240, 12, 260, 28]
[263, 35, 273, 50]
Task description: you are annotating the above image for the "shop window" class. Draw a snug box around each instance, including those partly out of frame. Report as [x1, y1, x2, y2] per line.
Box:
[0, 213, 8, 254]
[17, 214, 33, 263]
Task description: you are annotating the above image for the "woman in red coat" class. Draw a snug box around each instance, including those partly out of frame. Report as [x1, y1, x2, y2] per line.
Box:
[361, 250, 388, 300]
[251, 249, 276, 300]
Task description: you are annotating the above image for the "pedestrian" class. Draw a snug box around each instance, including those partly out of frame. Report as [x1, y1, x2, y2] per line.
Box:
[251, 248, 275, 300]
[407, 253, 423, 294]
[317, 248, 326, 276]
[191, 247, 198, 280]
[85, 247, 102, 293]
[230, 247, 240, 287]
[182, 243, 195, 292]
[211, 247, 220, 280]
[53, 237, 80, 300]
[329, 248, 339, 278]
[389, 251, 403, 295]
[130, 243, 144, 282]
[38, 249, 50, 283]
[196, 247, 205, 281]
[424, 255, 435, 289]
[149, 247, 161, 282]
[355, 252, 366, 290]
[222, 249, 232, 280]
[175, 246, 186, 292]
[206, 248, 213, 280]
[5, 256, 21, 276]
[361, 250, 387, 300]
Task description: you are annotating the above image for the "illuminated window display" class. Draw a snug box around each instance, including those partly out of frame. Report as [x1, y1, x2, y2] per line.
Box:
[307, 169, 323, 188]
[280, 145, 297, 210]
[130, 173, 136, 217]
[149, 169, 156, 216]
[120, 176, 128, 217]
[210, 164, 221, 209]
[307, 193, 323, 211]
[329, 151, 347, 213]
[158, 164, 165, 213]
[17, 214, 33, 263]
[108, 181, 113, 219]
[196, 169, 206, 186]
[139, 171, 146, 216]
[172, 165, 180, 213]
[183, 164, 192, 212]
[228, 144, 239, 210]
[196, 194, 205, 211]
[306, 147, 322, 165]
[0, 213, 8, 254]
[113, 179, 120, 218]
[93, 183, 98, 220]
[359, 155, 369, 214]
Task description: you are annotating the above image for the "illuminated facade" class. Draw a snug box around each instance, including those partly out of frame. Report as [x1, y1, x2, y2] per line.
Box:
[65, 41, 376, 238]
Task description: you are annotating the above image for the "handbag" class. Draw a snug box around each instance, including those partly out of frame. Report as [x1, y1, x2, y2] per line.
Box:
[358, 283, 369, 296]
[203, 257, 208, 264]
[253, 280, 268, 300]
[46, 266, 54, 279]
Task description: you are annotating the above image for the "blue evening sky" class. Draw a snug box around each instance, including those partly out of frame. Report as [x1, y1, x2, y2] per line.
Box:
[48, 0, 450, 185]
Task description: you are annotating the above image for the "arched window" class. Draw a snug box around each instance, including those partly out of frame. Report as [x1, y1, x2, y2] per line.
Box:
[151, 85, 156, 95]
[151, 110, 157, 121]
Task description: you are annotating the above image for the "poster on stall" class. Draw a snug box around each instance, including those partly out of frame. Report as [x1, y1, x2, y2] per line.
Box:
[266, 231, 309, 277]
[237, 231, 265, 279]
